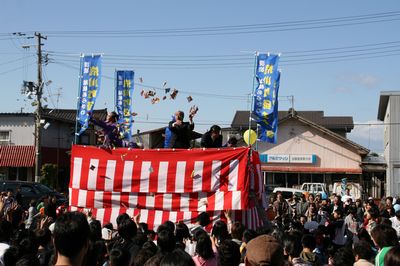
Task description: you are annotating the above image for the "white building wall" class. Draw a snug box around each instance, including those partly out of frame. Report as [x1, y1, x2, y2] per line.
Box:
[389, 96, 400, 196]
[257, 119, 362, 169]
[0, 116, 35, 145]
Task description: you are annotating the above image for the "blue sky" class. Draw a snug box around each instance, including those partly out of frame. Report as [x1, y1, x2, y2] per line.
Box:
[1, 0, 400, 153]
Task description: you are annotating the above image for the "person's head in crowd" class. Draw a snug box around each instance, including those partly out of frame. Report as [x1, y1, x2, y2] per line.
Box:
[283, 234, 302, 262]
[136, 230, 149, 247]
[147, 230, 156, 241]
[245, 234, 284, 266]
[117, 218, 137, 241]
[333, 247, 355, 266]
[0, 219, 12, 243]
[299, 215, 307, 226]
[353, 240, 374, 263]
[132, 249, 155, 266]
[6, 188, 13, 198]
[242, 229, 258, 244]
[366, 207, 379, 222]
[333, 209, 343, 220]
[18, 234, 38, 256]
[315, 193, 321, 203]
[366, 198, 376, 211]
[195, 233, 215, 261]
[355, 198, 362, 208]
[175, 222, 190, 245]
[3, 246, 20, 266]
[162, 220, 175, 234]
[104, 222, 114, 231]
[53, 211, 90, 266]
[196, 212, 211, 227]
[211, 220, 229, 244]
[92, 240, 108, 266]
[308, 202, 317, 214]
[157, 229, 175, 253]
[160, 248, 195, 266]
[370, 224, 398, 250]
[300, 193, 306, 202]
[226, 136, 238, 147]
[384, 245, 400, 266]
[301, 234, 316, 251]
[307, 193, 314, 203]
[109, 248, 129, 266]
[142, 240, 158, 255]
[218, 239, 241, 266]
[116, 213, 130, 227]
[347, 205, 357, 216]
[15, 254, 40, 266]
[380, 217, 392, 227]
[35, 228, 52, 249]
[333, 194, 341, 205]
[271, 227, 284, 245]
[357, 228, 375, 247]
[89, 219, 102, 241]
[345, 188, 351, 196]
[138, 222, 149, 234]
[386, 196, 394, 207]
[231, 222, 245, 241]
[143, 252, 165, 266]
[276, 191, 284, 202]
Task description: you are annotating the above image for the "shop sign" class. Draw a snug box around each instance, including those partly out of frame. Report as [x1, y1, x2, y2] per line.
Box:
[259, 154, 316, 164]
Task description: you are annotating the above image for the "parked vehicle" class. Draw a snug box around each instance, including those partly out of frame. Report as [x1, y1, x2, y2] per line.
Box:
[300, 183, 329, 199]
[0, 180, 66, 208]
[332, 182, 363, 200]
[272, 187, 307, 200]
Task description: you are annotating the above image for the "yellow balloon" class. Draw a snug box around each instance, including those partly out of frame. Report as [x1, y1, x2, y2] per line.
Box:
[243, 129, 257, 145]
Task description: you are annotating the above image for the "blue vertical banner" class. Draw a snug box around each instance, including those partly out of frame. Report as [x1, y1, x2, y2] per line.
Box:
[252, 53, 280, 143]
[259, 71, 281, 143]
[115, 70, 134, 140]
[77, 55, 102, 135]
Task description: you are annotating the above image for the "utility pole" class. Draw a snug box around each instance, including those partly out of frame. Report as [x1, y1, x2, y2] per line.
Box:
[34, 32, 47, 182]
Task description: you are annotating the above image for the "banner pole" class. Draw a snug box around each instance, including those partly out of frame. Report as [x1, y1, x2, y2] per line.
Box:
[74, 54, 84, 144]
[248, 52, 258, 148]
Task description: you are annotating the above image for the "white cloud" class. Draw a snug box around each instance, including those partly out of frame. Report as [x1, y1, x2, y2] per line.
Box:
[348, 120, 384, 152]
[336, 73, 379, 90]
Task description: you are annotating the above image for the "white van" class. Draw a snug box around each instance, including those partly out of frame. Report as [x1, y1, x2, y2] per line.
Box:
[300, 183, 329, 199]
[272, 187, 307, 200]
[332, 182, 363, 200]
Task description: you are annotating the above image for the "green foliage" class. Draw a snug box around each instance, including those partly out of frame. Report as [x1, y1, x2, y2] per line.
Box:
[41, 163, 57, 188]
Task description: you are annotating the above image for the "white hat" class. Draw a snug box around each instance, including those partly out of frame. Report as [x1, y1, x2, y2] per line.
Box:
[49, 223, 55, 234]
[102, 228, 112, 241]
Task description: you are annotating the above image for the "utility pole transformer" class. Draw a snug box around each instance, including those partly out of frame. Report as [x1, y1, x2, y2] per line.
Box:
[34, 32, 47, 182]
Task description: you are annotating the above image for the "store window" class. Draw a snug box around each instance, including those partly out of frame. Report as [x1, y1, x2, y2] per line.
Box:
[0, 131, 10, 145]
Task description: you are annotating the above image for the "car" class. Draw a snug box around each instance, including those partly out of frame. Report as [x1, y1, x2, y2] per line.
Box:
[272, 187, 307, 200]
[0, 180, 67, 208]
[300, 183, 329, 199]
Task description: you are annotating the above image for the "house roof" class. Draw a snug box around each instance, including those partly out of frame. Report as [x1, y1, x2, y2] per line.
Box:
[0, 109, 108, 124]
[377, 91, 400, 121]
[280, 113, 370, 156]
[42, 108, 108, 124]
[231, 110, 354, 132]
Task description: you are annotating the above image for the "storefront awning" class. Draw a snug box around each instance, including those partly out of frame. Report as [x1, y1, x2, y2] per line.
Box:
[261, 165, 362, 174]
[0, 145, 35, 167]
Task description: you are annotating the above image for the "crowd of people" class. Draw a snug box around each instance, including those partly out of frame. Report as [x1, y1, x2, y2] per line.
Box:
[1, 184, 400, 265]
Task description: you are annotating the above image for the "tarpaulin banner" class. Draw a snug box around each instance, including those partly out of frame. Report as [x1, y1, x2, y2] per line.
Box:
[259, 71, 281, 143]
[69, 145, 264, 230]
[115, 70, 134, 140]
[77, 55, 102, 135]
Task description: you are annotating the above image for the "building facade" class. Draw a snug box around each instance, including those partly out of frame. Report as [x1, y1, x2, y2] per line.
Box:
[378, 91, 400, 196]
[230, 110, 385, 198]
